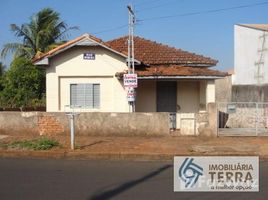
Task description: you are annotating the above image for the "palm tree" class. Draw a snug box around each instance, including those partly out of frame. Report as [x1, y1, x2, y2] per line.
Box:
[1, 8, 78, 60]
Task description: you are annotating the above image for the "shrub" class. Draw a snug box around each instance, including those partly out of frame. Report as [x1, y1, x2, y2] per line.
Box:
[6, 137, 60, 150]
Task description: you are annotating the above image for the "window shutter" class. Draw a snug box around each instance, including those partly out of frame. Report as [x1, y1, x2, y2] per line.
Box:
[93, 84, 100, 108]
[70, 83, 100, 109]
[76, 84, 85, 107]
[85, 84, 93, 108]
[70, 84, 77, 107]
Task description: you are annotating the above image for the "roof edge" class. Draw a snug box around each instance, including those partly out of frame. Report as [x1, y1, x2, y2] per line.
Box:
[33, 33, 141, 65]
[236, 24, 268, 32]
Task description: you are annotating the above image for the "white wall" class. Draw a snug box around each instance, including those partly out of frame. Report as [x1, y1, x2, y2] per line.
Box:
[234, 25, 268, 85]
[206, 80, 215, 104]
[46, 46, 129, 112]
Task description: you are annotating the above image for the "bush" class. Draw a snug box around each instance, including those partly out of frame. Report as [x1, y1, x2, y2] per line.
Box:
[0, 57, 45, 108]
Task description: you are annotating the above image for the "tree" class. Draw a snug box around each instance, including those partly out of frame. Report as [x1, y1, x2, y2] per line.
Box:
[0, 62, 6, 76]
[0, 57, 45, 108]
[0, 8, 77, 108]
[0, 62, 5, 91]
[1, 7, 78, 60]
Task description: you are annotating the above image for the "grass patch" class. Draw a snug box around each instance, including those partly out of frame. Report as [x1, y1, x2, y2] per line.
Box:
[3, 137, 60, 150]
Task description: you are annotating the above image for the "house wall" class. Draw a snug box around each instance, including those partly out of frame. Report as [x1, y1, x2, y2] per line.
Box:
[175, 80, 215, 135]
[234, 25, 268, 85]
[135, 80, 156, 112]
[199, 80, 207, 110]
[215, 76, 232, 102]
[177, 81, 200, 113]
[46, 46, 129, 112]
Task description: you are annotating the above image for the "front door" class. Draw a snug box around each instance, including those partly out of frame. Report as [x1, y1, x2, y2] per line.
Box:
[157, 81, 177, 112]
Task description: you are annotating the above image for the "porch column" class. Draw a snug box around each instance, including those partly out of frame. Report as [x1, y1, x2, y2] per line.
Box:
[206, 80, 215, 104]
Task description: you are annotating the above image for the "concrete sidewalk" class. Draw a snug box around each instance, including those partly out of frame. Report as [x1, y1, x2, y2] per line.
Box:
[1, 135, 268, 160]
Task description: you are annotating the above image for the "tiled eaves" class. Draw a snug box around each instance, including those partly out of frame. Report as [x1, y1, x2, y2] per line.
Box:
[116, 65, 228, 77]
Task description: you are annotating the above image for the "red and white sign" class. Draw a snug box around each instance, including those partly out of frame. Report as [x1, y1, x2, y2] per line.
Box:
[127, 87, 136, 102]
[123, 74, 138, 88]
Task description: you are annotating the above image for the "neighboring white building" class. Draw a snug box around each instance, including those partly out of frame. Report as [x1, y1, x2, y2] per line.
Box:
[34, 34, 226, 115]
[234, 24, 268, 85]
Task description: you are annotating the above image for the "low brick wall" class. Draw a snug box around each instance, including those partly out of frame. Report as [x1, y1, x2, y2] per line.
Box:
[0, 112, 170, 136]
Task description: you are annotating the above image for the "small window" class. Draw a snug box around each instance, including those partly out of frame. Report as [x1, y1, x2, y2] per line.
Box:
[70, 83, 100, 109]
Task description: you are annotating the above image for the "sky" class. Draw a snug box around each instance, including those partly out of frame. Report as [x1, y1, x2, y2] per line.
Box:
[0, 0, 268, 70]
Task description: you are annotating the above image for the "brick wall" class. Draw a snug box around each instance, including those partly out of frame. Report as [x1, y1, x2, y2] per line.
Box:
[37, 115, 65, 136]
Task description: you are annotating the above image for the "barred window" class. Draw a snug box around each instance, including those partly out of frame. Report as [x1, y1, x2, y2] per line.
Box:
[70, 83, 100, 109]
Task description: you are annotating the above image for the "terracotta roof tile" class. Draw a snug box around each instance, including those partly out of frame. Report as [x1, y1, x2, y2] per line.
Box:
[117, 65, 227, 77]
[34, 34, 218, 68]
[106, 36, 218, 66]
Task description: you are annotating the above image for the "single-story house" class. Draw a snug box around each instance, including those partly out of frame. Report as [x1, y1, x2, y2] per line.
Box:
[34, 33, 227, 115]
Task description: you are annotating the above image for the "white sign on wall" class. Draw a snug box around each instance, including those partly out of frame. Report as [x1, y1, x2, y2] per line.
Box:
[127, 87, 136, 102]
[83, 52, 95, 60]
[123, 74, 138, 88]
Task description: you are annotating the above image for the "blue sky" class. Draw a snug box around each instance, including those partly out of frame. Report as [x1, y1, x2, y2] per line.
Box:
[0, 0, 268, 70]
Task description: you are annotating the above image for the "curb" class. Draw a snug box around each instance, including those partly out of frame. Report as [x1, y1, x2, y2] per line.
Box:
[1, 150, 268, 161]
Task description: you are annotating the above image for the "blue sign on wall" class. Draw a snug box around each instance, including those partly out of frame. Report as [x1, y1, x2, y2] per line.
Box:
[83, 53, 95, 60]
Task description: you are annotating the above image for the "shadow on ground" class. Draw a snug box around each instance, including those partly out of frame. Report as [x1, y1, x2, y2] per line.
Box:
[88, 164, 172, 200]
[79, 140, 109, 149]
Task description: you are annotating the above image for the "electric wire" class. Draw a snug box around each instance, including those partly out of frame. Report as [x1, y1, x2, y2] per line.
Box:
[139, 1, 268, 22]
[92, 1, 268, 35]
[92, 24, 128, 35]
[134, 0, 164, 7]
[136, 0, 184, 12]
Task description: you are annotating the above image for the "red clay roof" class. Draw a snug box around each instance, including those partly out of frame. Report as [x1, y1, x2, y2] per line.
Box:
[106, 36, 218, 66]
[117, 65, 227, 77]
[33, 33, 224, 77]
[34, 34, 218, 68]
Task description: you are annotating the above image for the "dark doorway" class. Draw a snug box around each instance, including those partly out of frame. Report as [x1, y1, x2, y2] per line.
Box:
[156, 81, 177, 112]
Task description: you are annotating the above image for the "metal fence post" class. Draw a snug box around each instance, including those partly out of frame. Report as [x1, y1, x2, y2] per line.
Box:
[70, 114, 75, 150]
[65, 105, 80, 150]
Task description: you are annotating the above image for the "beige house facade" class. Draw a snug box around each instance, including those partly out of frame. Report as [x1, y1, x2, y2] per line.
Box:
[34, 34, 226, 132]
[45, 45, 129, 112]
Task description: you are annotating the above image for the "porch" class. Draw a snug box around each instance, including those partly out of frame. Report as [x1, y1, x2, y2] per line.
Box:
[135, 79, 216, 135]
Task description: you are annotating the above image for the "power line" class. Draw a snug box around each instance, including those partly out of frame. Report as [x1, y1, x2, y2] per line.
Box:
[92, 24, 128, 35]
[136, 0, 184, 13]
[134, 0, 164, 7]
[139, 1, 268, 22]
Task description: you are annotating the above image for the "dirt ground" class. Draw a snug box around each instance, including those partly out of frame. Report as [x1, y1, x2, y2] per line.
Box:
[1, 134, 268, 158]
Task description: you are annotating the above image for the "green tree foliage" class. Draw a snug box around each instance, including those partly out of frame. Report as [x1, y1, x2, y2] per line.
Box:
[0, 8, 77, 108]
[1, 7, 78, 59]
[0, 62, 5, 91]
[0, 57, 45, 108]
[0, 62, 5, 77]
